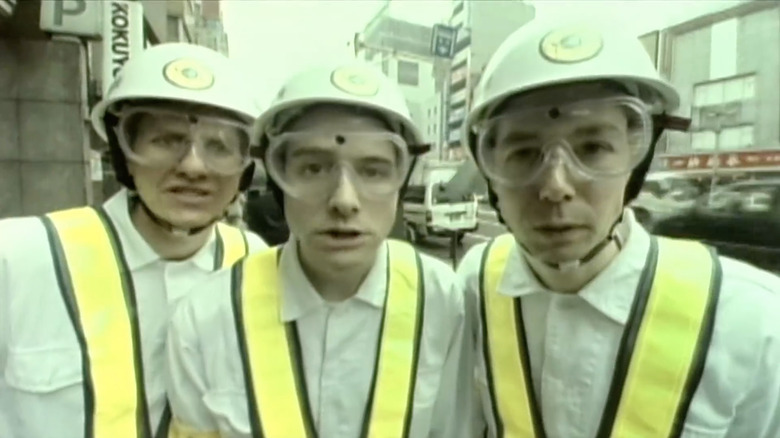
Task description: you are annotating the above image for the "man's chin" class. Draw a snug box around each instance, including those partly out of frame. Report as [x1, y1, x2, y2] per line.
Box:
[525, 241, 594, 265]
[162, 213, 216, 232]
[305, 240, 381, 270]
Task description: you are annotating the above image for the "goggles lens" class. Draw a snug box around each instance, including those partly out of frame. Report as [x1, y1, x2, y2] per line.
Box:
[114, 107, 252, 175]
[265, 131, 410, 202]
[476, 96, 652, 187]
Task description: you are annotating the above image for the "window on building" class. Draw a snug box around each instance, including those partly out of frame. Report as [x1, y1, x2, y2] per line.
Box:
[691, 125, 753, 150]
[397, 60, 419, 86]
[721, 125, 754, 149]
[449, 128, 461, 143]
[381, 57, 389, 75]
[691, 74, 756, 150]
[451, 87, 467, 104]
[691, 131, 717, 150]
[449, 107, 466, 124]
[693, 75, 755, 107]
[167, 16, 180, 42]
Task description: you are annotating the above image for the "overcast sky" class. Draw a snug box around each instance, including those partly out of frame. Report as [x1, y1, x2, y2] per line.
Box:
[221, 0, 748, 106]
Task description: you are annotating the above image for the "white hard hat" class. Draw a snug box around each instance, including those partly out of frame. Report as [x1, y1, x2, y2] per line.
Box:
[253, 61, 424, 146]
[464, 20, 680, 150]
[91, 43, 261, 141]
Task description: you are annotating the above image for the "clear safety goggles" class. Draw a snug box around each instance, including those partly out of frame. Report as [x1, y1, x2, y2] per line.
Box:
[475, 96, 653, 187]
[265, 131, 411, 203]
[113, 107, 252, 175]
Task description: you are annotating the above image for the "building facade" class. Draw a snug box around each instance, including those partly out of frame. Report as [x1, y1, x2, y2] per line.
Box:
[444, 0, 535, 160]
[0, 0, 230, 218]
[193, 0, 229, 56]
[647, 0, 780, 181]
[358, 5, 447, 155]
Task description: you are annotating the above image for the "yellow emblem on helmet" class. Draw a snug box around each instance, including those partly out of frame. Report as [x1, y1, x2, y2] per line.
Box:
[163, 58, 215, 90]
[330, 65, 380, 97]
[539, 26, 604, 64]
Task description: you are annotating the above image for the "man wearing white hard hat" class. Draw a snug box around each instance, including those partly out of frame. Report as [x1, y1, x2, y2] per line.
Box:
[0, 43, 267, 437]
[165, 61, 472, 438]
[458, 21, 780, 438]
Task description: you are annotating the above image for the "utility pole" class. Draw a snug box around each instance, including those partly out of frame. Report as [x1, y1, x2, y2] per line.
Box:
[704, 107, 739, 204]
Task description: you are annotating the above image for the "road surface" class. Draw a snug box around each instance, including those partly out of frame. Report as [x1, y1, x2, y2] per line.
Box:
[415, 204, 508, 266]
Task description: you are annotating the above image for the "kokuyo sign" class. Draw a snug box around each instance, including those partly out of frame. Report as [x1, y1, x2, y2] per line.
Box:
[101, 1, 144, 96]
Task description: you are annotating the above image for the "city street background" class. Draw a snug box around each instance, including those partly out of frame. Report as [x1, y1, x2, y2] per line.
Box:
[415, 203, 507, 265]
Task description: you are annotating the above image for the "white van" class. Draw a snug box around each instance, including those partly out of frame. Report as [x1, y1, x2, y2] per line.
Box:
[402, 181, 479, 244]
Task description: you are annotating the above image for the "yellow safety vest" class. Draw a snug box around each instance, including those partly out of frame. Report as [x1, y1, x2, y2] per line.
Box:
[480, 233, 721, 438]
[41, 206, 248, 438]
[231, 240, 424, 438]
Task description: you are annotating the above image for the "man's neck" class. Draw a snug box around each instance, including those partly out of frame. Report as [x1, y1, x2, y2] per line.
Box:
[528, 219, 631, 294]
[130, 206, 212, 261]
[528, 242, 620, 293]
[297, 243, 375, 302]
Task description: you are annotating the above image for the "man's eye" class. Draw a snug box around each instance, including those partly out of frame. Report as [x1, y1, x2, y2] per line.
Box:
[579, 141, 613, 154]
[153, 134, 187, 146]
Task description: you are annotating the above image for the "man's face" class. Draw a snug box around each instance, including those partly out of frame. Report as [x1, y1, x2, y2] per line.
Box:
[126, 110, 246, 230]
[489, 84, 634, 264]
[280, 107, 400, 271]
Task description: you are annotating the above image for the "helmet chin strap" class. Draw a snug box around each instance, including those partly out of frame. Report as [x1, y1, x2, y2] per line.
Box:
[519, 212, 627, 273]
[131, 193, 221, 237]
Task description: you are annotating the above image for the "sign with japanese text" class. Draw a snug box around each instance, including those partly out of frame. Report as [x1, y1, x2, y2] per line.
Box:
[660, 150, 780, 172]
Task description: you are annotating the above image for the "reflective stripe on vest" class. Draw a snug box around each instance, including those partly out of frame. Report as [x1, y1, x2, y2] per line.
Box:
[231, 240, 425, 438]
[43, 207, 150, 438]
[41, 207, 251, 438]
[214, 222, 249, 270]
[480, 233, 721, 438]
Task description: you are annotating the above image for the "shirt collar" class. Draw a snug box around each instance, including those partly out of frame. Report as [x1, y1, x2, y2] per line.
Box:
[102, 189, 221, 272]
[497, 209, 651, 325]
[279, 239, 388, 322]
[578, 210, 652, 324]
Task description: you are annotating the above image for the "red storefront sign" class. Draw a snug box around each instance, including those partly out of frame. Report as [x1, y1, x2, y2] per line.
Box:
[660, 150, 780, 171]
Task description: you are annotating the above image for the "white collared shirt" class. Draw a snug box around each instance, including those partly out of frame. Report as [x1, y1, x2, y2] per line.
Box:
[458, 210, 780, 438]
[166, 239, 473, 438]
[0, 189, 267, 438]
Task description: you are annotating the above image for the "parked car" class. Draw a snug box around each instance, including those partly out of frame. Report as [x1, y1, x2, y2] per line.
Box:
[630, 172, 702, 227]
[630, 190, 697, 227]
[650, 179, 780, 274]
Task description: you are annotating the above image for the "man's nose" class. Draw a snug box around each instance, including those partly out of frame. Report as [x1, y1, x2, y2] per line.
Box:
[537, 155, 576, 203]
[176, 144, 209, 176]
[327, 171, 360, 216]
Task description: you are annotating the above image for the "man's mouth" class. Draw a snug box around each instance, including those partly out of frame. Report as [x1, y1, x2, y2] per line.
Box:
[535, 224, 586, 234]
[323, 229, 363, 239]
[168, 186, 211, 197]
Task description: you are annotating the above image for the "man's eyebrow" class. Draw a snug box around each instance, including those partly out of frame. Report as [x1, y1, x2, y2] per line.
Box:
[500, 131, 539, 142]
[288, 147, 332, 158]
[572, 122, 622, 136]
